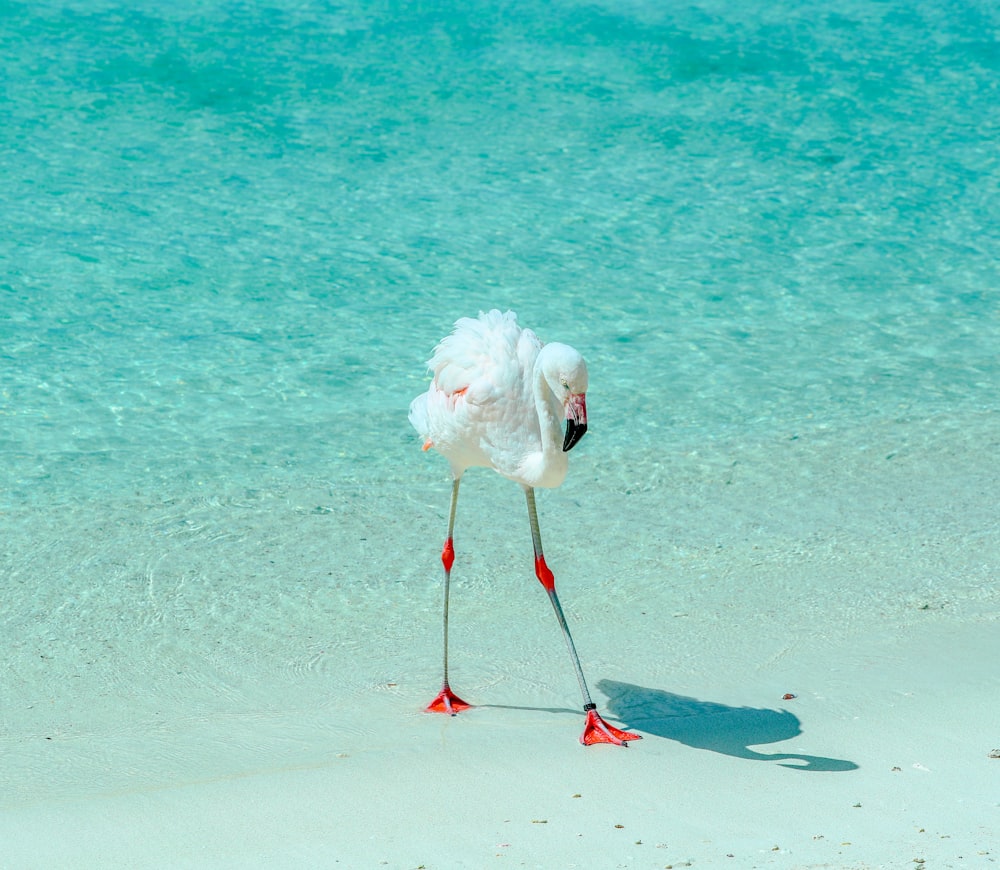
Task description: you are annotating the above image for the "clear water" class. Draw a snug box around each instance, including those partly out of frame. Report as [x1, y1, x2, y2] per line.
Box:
[2, 0, 999, 802]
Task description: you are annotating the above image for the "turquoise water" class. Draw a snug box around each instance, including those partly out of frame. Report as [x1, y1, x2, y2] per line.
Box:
[2, 0, 999, 805]
[5, 0, 998, 503]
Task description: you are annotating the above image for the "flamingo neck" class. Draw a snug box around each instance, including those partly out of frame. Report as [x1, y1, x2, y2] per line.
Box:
[533, 355, 563, 456]
[511, 351, 568, 489]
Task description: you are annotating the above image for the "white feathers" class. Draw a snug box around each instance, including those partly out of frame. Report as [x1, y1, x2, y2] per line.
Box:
[409, 310, 588, 489]
[426, 309, 536, 401]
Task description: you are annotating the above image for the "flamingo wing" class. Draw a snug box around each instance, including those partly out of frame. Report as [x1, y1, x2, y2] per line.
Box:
[411, 310, 547, 481]
[428, 310, 539, 404]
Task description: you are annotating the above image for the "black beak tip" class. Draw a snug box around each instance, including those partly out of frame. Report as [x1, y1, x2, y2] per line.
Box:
[562, 421, 588, 452]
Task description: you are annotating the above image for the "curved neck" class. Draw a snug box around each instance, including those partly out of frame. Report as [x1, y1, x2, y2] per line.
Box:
[533, 356, 562, 455]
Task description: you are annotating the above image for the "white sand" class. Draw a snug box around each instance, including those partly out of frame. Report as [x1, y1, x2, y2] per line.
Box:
[2, 621, 997, 869]
[2, 416, 998, 869]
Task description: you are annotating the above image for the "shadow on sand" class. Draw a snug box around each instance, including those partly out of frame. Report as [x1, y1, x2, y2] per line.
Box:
[597, 679, 858, 771]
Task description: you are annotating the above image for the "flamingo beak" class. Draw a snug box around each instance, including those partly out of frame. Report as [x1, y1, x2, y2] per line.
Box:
[563, 392, 588, 452]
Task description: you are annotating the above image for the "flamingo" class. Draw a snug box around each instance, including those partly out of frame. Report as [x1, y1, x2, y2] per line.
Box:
[409, 309, 641, 746]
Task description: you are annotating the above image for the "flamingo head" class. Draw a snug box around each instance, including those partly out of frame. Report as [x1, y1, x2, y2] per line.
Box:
[541, 343, 589, 452]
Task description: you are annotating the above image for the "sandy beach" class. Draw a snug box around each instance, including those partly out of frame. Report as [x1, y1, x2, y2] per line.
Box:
[3, 621, 999, 870]
[3, 417, 997, 869]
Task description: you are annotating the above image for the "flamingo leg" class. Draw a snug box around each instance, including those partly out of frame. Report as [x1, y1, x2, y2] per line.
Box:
[426, 477, 472, 715]
[524, 487, 641, 747]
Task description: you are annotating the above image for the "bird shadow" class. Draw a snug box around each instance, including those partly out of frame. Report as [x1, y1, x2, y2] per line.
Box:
[597, 679, 858, 772]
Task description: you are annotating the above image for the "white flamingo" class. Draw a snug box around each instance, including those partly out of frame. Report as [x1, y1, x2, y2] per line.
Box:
[409, 309, 641, 746]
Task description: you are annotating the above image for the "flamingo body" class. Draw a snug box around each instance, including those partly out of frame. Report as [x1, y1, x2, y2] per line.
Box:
[409, 309, 588, 488]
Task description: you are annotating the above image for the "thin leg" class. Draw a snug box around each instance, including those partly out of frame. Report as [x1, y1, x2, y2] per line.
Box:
[426, 477, 472, 715]
[525, 487, 641, 746]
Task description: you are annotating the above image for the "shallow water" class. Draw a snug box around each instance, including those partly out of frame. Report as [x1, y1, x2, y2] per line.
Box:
[2, 0, 999, 804]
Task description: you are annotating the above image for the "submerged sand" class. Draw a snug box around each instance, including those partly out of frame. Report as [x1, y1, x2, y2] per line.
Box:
[2, 414, 998, 868]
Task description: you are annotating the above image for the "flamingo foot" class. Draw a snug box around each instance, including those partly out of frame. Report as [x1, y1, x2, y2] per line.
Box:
[580, 707, 642, 746]
[425, 685, 473, 715]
